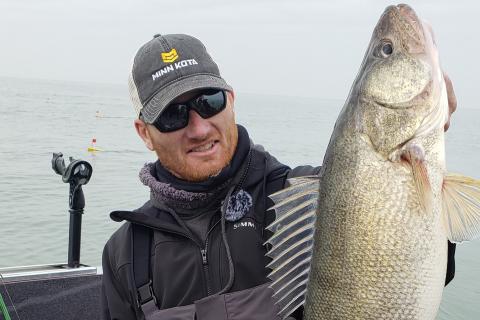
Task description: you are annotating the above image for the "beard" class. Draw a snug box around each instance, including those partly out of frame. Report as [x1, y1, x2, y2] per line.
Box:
[156, 121, 238, 182]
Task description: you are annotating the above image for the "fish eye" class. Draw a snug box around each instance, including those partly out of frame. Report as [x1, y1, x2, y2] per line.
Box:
[381, 42, 393, 57]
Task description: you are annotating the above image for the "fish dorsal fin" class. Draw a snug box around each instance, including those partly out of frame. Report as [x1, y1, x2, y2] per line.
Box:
[442, 173, 480, 242]
[265, 176, 319, 319]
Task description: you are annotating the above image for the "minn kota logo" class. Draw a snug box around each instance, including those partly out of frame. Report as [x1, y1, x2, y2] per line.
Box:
[161, 48, 179, 63]
[152, 48, 198, 81]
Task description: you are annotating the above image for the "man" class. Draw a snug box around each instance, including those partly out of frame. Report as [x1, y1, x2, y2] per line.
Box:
[102, 34, 457, 320]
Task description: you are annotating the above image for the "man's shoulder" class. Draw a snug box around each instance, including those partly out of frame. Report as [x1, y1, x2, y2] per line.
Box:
[104, 221, 133, 270]
[250, 143, 289, 175]
[250, 143, 321, 181]
[106, 222, 132, 247]
[287, 165, 322, 179]
[106, 203, 151, 248]
[104, 200, 164, 270]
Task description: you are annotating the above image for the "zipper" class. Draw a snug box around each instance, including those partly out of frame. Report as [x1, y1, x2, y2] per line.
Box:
[199, 218, 222, 296]
[201, 247, 208, 265]
[139, 220, 216, 297]
[138, 220, 217, 297]
[126, 196, 236, 300]
[200, 239, 211, 295]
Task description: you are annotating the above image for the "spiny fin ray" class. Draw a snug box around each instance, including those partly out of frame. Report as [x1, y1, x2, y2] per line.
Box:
[266, 176, 320, 319]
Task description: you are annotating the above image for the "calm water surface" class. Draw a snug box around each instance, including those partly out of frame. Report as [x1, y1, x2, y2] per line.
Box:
[0, 77, 478, 319]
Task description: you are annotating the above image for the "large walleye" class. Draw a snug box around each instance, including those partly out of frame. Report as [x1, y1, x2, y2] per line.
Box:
[266, 4, 480, 320]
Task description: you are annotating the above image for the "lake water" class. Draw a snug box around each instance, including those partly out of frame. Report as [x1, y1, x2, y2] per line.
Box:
[0, 77, 478, 319]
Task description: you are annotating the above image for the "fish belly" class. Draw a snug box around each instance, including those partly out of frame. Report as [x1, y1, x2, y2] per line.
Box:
[304, 135, 447, 320]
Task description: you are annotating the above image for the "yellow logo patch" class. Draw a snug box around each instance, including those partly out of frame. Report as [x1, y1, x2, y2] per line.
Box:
[161, 48, 179, 63]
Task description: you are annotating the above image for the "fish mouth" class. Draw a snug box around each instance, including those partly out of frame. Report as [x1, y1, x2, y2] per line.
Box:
[395, 4, 422, 30]
[383, 4, 425, 50]
[369, 79, 433, 110]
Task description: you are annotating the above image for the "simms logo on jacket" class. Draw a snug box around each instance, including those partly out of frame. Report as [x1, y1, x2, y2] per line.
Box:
[233, 221, 256, 230]
[161, 48, 179, 63]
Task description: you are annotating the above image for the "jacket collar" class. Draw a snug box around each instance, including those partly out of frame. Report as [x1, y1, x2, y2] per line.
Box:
[110, 135, 288, 233]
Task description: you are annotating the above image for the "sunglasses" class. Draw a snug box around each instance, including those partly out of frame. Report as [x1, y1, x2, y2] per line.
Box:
[151, 90, 227, 133]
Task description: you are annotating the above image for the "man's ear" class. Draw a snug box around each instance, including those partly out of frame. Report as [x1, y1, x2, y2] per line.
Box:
[227, 90, 235, 111]
[134, 119, 154, 150]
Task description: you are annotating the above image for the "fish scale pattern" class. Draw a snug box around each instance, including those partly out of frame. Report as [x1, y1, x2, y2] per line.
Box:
[303, 129, 447, 320]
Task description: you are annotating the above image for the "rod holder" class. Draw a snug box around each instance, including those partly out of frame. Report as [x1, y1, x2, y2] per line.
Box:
[52, 153, 92, 268]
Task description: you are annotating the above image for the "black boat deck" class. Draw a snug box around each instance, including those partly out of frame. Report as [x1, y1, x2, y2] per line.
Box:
[0, 264, 102, 320]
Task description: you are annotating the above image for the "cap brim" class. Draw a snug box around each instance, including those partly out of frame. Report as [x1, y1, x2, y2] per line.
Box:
[140, 74, 233, 124]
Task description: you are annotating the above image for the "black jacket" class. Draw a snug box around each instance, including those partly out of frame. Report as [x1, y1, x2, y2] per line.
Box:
[102, 143, 316, 319]
[101, 144, 456, 320]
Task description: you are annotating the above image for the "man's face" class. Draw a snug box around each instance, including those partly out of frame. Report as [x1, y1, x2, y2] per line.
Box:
[136, 91, 238, 182]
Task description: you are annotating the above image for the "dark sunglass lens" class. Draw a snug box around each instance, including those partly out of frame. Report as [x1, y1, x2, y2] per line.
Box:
[194, 91, 226, 118]
[155, 104, 188, 132]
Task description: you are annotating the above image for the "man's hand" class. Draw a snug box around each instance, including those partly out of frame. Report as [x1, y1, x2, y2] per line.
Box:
[443, 73, 457, 132]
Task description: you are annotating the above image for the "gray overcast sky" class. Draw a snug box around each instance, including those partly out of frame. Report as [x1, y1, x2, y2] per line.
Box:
[1, 0, 479, 107]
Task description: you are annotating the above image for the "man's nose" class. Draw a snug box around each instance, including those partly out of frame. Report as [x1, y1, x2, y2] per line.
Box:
[185, 110, 210, 139]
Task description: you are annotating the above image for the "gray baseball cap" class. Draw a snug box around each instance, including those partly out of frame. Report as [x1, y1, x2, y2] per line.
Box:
[128, 34, 233, 124]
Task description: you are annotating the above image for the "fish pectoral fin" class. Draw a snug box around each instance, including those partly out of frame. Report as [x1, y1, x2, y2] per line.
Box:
[442, 173, 480, 242]
[401, 144, 433, 214]
[266, 176, 319, 320]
